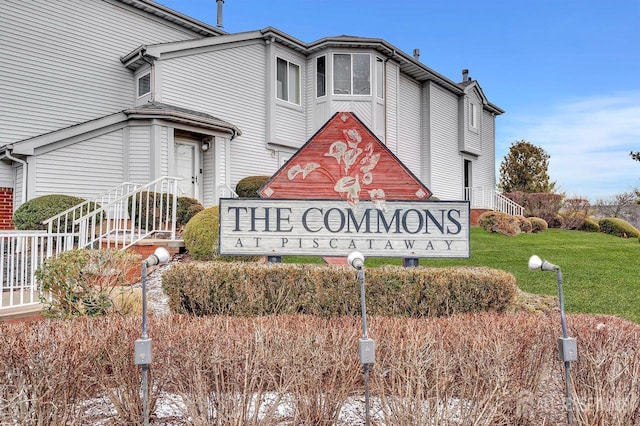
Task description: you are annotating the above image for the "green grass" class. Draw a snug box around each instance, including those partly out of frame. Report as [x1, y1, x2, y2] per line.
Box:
[286, 228, 640, 323]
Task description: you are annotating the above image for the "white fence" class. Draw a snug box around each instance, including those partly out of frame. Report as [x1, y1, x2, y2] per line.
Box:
[464, 187, 524, 216]
[0, 232, 72, 310]
[1, 177, 181, 313]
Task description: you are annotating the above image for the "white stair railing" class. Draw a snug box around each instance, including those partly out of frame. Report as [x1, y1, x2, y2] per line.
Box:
[42, 182, 141, 251]
[464, 187, 524, 216]
[76, 177, 180, 250]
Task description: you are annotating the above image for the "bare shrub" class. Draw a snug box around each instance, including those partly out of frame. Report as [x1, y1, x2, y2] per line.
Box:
[1, 313, 639, 424]
[560, 198, 590, 230]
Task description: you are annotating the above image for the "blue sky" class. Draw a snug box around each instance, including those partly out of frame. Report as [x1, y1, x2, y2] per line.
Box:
[156, 0, 639, 201]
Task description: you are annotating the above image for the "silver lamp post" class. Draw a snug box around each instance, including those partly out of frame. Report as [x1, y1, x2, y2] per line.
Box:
[528, 255, 578, 425]
[348, 251, 375, 426]
[135, 247, 170, 426]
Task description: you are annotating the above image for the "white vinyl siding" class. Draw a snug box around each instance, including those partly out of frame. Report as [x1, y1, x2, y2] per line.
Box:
[397, 74, 422, 179]
[35, 130, 124, 198]
[0, 0, 203, 145]
[429, 83, 461, 200]
[128, 126, 151, 184]
[0, 163, 14, 188]
[475, 109, 496, 189]
[161, 42, 275, 187]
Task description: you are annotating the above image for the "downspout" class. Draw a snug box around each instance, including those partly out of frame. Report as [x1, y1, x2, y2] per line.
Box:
[138, 50, 155, 102]
[5, 145, 27, 205]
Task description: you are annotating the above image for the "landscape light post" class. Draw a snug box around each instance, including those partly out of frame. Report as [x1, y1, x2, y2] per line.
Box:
[135, 247, 170, 426]
[528, 255, 578, 425]
[348, 251, 375, 426]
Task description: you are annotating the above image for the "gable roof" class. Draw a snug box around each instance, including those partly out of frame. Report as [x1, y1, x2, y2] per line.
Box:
[117, 0, 225, 37]
[2, 102, 240, 156]
[121, 26, 504, 114]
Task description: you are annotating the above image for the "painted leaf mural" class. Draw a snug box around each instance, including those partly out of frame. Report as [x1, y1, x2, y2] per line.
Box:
[259, 112, 432, 205]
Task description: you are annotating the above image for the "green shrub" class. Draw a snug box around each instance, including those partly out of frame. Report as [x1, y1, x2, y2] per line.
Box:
[162, 262, 517, 317]
[176, 196, 204, 229]
[478, 211, 520, 236]
[182, 205, 256, 261]
[36, 249, 141, 318]
[182, 205, 219, 260]
[235, 175, 270, 198]
[12, 194, 90, 231]
[598, 217, 640, 238]
[528, 217, 548, 233]
[580, 217, 600, 232]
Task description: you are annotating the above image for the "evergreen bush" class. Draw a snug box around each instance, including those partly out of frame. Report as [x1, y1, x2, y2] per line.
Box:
[598, 217, 640, 238]
[580, 217, 600, 232]
[36, 248, 141, 318]
[12, 194, 90, 231]
[176, 196, 204, 229]
[235, 175, 270, 198]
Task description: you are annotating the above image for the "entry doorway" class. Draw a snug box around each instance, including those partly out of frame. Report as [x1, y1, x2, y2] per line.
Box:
[174, 138, 201, 199]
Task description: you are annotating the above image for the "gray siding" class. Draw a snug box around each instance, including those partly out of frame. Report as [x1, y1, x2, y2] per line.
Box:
[476, 110, 496, 189]
[0, 0, 202, 145]
[35, 129, 124, 198]
[0, 163, 14, 188]
[129, 126, 151, 183]
[160, 42, 276, 188]
[429, 83, 462, 200]
[385, 63, 399, 152]
[397, 74, 422, 179]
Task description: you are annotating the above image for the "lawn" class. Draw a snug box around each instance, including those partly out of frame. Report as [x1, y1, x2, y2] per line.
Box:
[286, 228, 640, 323]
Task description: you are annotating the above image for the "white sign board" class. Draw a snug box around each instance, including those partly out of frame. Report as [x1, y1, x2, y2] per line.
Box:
[219, 199, 470, 258]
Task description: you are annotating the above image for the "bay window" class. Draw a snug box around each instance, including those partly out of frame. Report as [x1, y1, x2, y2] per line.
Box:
[333, 53, 371, 95]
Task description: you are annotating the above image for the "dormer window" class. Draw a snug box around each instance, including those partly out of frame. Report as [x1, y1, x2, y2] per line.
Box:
[137, 72, 151, 98]
[333, 53, 370, 95]
[276, 57, 300, 105]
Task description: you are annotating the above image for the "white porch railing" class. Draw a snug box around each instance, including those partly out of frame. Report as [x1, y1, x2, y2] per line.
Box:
[0, 231, 72, 309]
[218, 183, 238, 198]
[464, 187, 524, 216]
[1, 177, 181, 313]
[77, 177, 180, 250]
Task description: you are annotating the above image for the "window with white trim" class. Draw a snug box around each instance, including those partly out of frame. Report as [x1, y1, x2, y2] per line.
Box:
[276, 57, 300, 104]
[469, 102, 478, 129]
[316, 56, 326, 98]
[333, 53, 371, 95]
[375, 56, 384, 99]
[137, 73, 150, 98]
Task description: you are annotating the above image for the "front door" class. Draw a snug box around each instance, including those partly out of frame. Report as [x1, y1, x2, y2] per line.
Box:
[174, 140, 200, 199]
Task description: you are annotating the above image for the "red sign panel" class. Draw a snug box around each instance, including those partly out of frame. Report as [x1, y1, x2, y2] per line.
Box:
[259, 112, 432, 208]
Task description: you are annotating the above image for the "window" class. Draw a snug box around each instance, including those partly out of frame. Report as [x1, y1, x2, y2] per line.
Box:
[469, 102, 477, 129]
[333, 53, 370, 95]
[137, 73, 150, 97]
[316, 56, 326, 97]
[276, 57, 300, 104]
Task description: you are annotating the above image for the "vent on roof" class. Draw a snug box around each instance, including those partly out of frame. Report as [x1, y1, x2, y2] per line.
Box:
[216, 0, 224, 28]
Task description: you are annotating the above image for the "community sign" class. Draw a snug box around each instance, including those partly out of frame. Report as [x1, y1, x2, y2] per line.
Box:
[219, 112, 470, 258]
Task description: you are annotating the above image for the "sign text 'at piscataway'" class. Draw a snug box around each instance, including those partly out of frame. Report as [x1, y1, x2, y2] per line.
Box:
[219, 199, 470, 258]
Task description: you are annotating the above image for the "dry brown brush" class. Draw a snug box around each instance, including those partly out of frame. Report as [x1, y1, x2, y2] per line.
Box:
[0, 313, 638, 425]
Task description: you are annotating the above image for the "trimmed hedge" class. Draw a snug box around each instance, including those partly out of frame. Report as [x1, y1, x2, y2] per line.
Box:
[235, 175, 270, 198]
[598, 217, 640, 238]
[12, 194, 90, 231]
[162, 262, 518, 317]
[580, 217, 600, 232]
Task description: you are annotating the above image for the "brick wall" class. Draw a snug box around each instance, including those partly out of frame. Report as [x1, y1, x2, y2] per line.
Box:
[0, 187, 14, 230]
